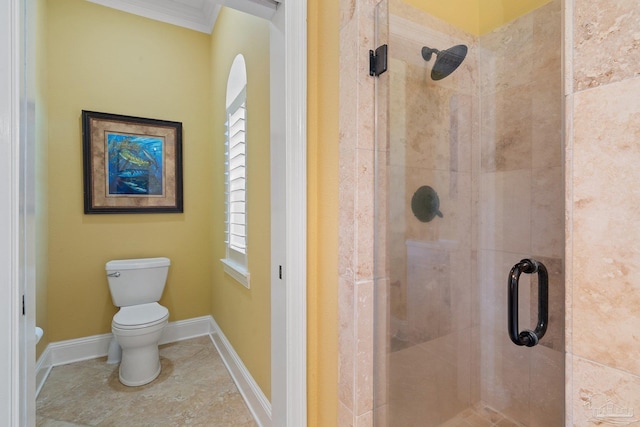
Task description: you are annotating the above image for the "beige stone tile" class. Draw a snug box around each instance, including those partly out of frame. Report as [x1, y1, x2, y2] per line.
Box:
[571, 355, 640, 426]
[563, 0, 574, 96]
[572, 76, 640, 250]
[564, 353, 573, 427]
[355, 410, 373, 427]
[563, 93, 574, 357]
[573, 0, 640, 91]
[405, 242, 454, 343]
[478, 248, 536, 335]
[572, 77, 640, 373]
[355, 148, 375, 280]
[529, 256, 564, 352]
[36, 338, 256, 427]
[373, 278, 390, 408]
[355, 280, 374, 416]
[388, 343, 471, 425]
[166, 346, 237, 392]
[478, 12, 535, 95]
[531, 78, 563, 170]
[340, 0, 356, 31]
[469, 325, 482, 405]
[375, 151, 389, 280]
[495, 419, 524, 427]
[450, 249, 473, 331]
[479, 327, 531, 426]
[459, 412, 492, 427]
[339, 145, 356, 280]
[532, 0, 562, 80]
[404, 67, 456, 172]
[529, 346, 564, 427]
[37, 417, 91, 427]
[480, 84, 533, 173]
[531, 167, 564, 259]
[472, 403, 505, 423]
[338, 277, 356, 411]
[98, 383, 255, 426]
[37, 364, 129, 425]
[572, 249, 640, 374]
[338, 399, 355, 427]
[478, 170, 531, 254]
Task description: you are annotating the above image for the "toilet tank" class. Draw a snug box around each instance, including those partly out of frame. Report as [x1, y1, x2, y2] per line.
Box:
[106, 257, 170, 307]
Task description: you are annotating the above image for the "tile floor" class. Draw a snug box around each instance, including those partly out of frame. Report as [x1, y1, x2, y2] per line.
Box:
[36, 336, 257, 427]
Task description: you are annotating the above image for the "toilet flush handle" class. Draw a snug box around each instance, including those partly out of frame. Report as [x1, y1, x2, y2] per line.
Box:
[107, 272, 121, 278]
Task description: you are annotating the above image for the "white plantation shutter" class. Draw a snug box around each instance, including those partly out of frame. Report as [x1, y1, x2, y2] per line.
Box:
[221, 54, 249, 287]
[225, 87, 247, 260]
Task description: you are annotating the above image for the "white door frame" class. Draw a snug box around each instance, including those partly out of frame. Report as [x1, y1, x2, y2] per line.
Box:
[0, 0, 21, 423]
[1, 0, 36, 426]
[0, 0, 307, 425]
[269, 1, 307, 425]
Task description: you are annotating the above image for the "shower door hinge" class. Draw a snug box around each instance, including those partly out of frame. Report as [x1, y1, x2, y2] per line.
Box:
[369, 44, 388, 77]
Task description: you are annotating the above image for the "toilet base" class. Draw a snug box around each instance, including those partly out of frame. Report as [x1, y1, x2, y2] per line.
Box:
[118, 343, 162, 386]
[112, 316, 167, 387]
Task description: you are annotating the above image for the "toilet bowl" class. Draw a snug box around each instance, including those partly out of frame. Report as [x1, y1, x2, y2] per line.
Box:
[112, 302, 169, 386]
[106, 257, 171, 387]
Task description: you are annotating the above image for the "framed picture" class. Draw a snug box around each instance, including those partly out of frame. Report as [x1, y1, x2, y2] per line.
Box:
[82, 110, 183, 214]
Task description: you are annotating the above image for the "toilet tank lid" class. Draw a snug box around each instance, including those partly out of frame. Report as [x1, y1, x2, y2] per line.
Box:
[105, 257, 170, 270]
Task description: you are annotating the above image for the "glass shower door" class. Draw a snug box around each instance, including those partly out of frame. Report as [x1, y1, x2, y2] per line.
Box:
[373, 1, 565, 426]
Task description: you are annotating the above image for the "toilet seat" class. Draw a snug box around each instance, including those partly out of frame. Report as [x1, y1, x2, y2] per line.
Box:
[113, 302, 169, 330]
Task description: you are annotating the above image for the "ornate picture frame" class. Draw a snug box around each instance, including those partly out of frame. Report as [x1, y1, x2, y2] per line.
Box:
[82, 110, 183, 214]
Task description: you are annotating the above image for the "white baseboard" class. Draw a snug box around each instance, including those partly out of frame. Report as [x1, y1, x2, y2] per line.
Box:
[35, 315, 272, 427]
[159, 315, 212, 345]
[35, 347, 52, 397]
[209, 317, 272, 427]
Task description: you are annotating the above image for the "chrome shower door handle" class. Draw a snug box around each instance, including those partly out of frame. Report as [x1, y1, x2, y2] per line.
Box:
[507, 258, 549, 347]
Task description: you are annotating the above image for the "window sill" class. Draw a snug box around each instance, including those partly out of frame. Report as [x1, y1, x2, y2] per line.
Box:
[220, 258, 250, 289]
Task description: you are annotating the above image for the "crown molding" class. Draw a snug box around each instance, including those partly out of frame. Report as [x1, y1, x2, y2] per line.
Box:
[86, 0, 279, 34]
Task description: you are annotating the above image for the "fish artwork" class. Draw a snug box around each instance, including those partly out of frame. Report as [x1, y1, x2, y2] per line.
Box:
[107, 133, 164, 195]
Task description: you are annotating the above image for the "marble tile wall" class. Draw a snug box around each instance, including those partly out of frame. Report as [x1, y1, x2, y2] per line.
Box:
[338, 0, 378, 425]
[567, 0, 640, 424]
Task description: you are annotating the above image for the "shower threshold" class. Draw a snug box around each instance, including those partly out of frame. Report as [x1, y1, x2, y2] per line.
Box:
[440, 403, 525, 427]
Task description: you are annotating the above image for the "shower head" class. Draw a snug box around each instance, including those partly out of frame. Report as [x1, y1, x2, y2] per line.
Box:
[421, 44, 468, 80]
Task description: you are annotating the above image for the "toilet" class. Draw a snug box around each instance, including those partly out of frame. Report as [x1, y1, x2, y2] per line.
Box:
[105, 257, 170, 386]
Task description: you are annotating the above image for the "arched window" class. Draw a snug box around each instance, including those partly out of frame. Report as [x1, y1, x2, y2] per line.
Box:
[221, 54, 249, 288]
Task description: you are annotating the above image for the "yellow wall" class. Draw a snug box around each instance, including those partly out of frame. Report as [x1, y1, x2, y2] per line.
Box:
[404, 0, 553, 35]
[209, 8, 272, 399]
[35, 0, 49, 358]
[44, 0, 339, 417]
[404, 0, 480, 34]
[46, 0, 213, 341]
[307, 0, 339, 425]
[477, 0, 554, 34]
